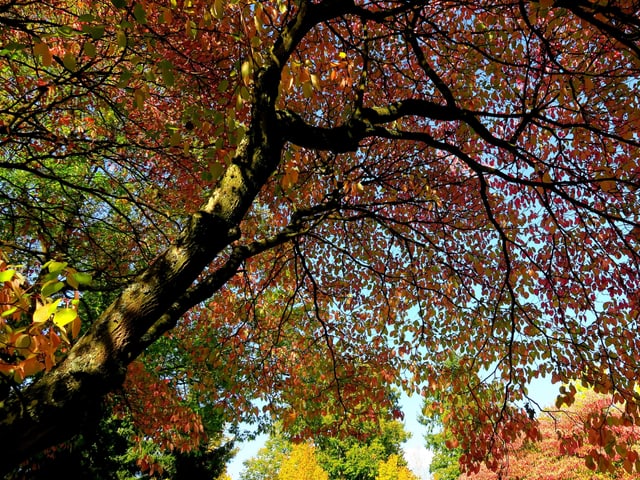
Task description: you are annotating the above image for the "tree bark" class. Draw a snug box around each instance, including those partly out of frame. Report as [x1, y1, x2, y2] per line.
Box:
[0, 210, 240, 472]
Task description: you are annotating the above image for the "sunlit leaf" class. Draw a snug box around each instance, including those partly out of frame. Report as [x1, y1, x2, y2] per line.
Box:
[0, 269, 15, 282]
[33, 300, 61, 324]
[70, 272, 92, 286]
[53, 308, 77, 327]
[1, 306, 17, 317]
[46, 261, 68, 273]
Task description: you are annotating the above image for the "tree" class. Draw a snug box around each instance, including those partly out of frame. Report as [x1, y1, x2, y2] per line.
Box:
[1, 0, 640, 476]
[423, 428, 461, 480]
[314, 419, 411, 480]
[376, 455, 419, 480]
[4, 381, 235, 479]
[461, 388, 640, 479]
[278, 443, 329, 480]
[420, 357, 463, 480]
[241, 431, 291, 480]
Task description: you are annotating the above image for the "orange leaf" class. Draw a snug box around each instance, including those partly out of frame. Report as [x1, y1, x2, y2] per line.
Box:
[33, 41, 52, 67]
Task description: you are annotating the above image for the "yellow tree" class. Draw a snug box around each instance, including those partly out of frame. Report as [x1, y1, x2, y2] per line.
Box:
[376, 454, 419, 480]
[278, 443, 328, 480]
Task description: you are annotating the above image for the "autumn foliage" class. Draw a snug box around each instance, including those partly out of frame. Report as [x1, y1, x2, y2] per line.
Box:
[462, 389, 640, 479]
[0, 0, 639, 476]
[278, 443, 329, 480]
[0, 254, 84, 383]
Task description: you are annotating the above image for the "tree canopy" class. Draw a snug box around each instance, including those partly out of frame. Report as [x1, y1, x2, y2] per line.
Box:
[1, 0, 640, 475]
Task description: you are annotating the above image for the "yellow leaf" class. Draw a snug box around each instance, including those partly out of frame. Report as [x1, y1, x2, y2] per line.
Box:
[47, 260, 68, 273]
[2, 306, 17, 318]
[0, 269, 15, 282]
[212, 0, 224, 19]
[310, 73, 321, 90]
[134, 88, 146, 109]
[33, 300, 61, 324]
[33, 303, 51, 324]
[53, 308, 77, 327]
[241, 60, 252, 85]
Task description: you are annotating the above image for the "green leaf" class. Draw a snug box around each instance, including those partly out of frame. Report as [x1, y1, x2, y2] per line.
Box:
[134, 88, 147, 109]
[210, 162, 225, 181]
[53, 308, 77, 327]
[117, 30, 128, 48]
[2, 306, 17, 317]
[169, 130, 182, 147]
[217, 79, 229, 92]
[158, 60, 175, 87]
[84, 42, 97, 58]
[71, 272, 92, 286]
[63, 52, 77, 71]
[83, 24, 105, 40]
[117, 69, 132, 86]
[41, 280, 64, 298]
[133, 3, 147, 24]
[111, 0, 126, 7]
[57, 25, 78, 38]
[0, 269, 15, 282]
[46, 260, 68, 273]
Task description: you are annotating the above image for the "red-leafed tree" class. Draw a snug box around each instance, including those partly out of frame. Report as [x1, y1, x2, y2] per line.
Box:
[462, 389, 640, 479]
[1, 0, 640, 476]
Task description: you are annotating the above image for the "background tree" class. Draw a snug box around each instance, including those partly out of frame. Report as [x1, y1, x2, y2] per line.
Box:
[241, 430, 291, 480]
[375, 455, 418, 480]
[420, 357, 465, 480]
[241, 418, 412, 480]
[278, 443, 329, 480]
[1, 0, 640, 476]
[423, 428, 461, 480]
[314, 419, 411, 480]
[460, 388, 640, 479]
